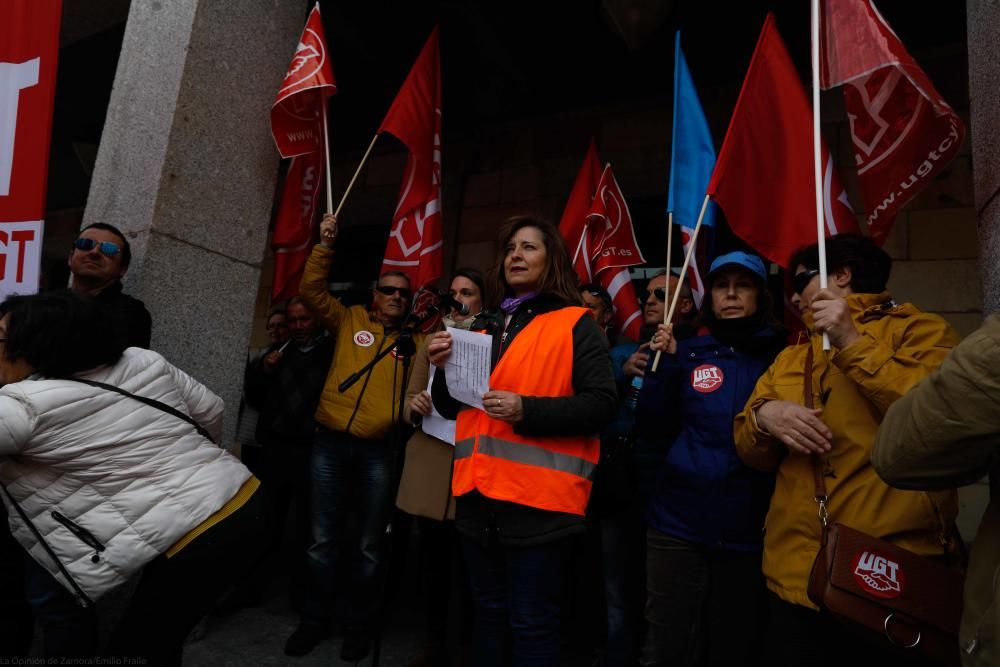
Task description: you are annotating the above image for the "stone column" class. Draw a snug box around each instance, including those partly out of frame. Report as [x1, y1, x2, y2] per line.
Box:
[83, 0, 308, 444]
[969, 0, 1000, 315]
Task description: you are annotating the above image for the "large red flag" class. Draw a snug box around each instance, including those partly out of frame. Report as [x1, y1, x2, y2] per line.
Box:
[821, 0, 965, 245]
[269, 4, 336, 301]
[270, 4, 336, 159]
[706, 14, 859, 268]
[559, 140, 603, 281]
[271, 153, 323, 302]
[0, 0, 61, 296]
[586, 165, 645, 341]
[378, 28, 442, 289]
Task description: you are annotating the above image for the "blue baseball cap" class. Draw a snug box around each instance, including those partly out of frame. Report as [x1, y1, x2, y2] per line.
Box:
[707, 251, 768, 283]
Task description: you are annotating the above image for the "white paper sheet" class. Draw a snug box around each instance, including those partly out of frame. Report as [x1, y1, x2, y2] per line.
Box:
[421, 364, 456, 445]
[444, 326, 492, 409]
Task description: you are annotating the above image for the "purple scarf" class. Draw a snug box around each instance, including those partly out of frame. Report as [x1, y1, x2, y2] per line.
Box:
[500, 291, 539, 314]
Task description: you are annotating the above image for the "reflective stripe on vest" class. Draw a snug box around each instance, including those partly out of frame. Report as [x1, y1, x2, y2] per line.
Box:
[452, 307, 600, 516]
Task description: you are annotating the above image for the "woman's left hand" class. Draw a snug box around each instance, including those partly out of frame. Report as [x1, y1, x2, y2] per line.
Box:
[482, 390, 523, 424]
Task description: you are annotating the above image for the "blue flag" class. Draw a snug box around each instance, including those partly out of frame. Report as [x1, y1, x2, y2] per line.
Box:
[667, 33, 717, 230]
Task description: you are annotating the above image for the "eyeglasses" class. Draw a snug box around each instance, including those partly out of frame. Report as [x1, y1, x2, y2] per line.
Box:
[792, 269, 821, 295]
[73, 238, 121, 257]
[641, 287, 667, 302]
[375, 285, 412, 299]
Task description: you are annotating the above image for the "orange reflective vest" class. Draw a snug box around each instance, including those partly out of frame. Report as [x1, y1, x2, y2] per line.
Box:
[453, 307, 600, 516]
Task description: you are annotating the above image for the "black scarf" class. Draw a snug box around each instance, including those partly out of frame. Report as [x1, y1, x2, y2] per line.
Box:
[703, 310, 785, 362]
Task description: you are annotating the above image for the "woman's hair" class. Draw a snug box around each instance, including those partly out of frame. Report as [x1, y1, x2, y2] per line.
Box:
[788, 233, 891, 294]
[0, 291, 127, 378]
[452, 267, 486, 301]
[485, 216, 581, 307]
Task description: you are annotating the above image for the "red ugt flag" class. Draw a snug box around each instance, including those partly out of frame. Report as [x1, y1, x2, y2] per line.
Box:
[269, 4, 335, 301]
[0, 0, 61, 296]
[707, 14, 859, 268]
[821, 0, 965, 245]
[559, 140, 603, 282]
[586, 165, 646, 341]
[379, 28, 442, 289]
[271, 4, 336, 159]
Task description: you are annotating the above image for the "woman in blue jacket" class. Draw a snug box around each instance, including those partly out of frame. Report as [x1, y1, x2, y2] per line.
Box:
[635, 252, 786, 667]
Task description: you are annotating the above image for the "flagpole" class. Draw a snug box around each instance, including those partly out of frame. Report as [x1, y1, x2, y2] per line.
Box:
[651, 194, 710, 372]
[812, 0, 831, 351]
[333, 133, 379, 219]
[322, 106, 334, 215]
[663, 211, 673, 326]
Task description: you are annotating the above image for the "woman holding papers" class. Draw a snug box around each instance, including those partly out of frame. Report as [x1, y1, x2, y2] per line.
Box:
[635, 251, 785, 667]
[396, 268, 484, 667]
[428, 216, 616, 667]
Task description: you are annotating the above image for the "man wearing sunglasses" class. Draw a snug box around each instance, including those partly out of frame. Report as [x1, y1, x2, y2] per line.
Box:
[290, 212, 426, 660]
[68, 223, 151, 349]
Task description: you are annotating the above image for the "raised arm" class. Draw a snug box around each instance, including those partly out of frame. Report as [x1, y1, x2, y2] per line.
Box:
[299, 214, 347, 333]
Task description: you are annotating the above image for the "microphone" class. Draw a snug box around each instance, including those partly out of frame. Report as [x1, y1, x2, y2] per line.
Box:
[436, 292, 470, 316]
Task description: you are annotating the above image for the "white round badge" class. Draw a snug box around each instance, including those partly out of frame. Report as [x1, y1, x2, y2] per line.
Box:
[353, 330, 375, 347]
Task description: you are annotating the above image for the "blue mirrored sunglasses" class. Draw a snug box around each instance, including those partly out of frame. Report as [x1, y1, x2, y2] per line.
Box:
[73, 238, 121, 257]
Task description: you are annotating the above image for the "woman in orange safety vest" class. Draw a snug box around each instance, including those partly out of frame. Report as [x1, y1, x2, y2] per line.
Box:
[427, 216, 616, 667]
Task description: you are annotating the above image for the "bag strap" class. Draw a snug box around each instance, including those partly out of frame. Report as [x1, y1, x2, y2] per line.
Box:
[0, 483, 94, 608]
[804, 343, 830, 535]
[68, 377, 212, 441]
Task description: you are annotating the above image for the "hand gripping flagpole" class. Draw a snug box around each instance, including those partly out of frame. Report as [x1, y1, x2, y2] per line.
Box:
[812, 0, 831, 351]
[333, 133, 380, 219]
[651, 194, 710, 372]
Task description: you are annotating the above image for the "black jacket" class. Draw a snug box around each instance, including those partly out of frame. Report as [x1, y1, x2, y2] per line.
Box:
[95, 283, 152, 349]
[432, 293, 617, 546]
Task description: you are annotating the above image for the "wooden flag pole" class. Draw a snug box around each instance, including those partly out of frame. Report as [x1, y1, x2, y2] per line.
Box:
[811, 0, 831, 351]
[651, 194, 710, 372]
[333, 133, 379, 219]
[663, 210, 674, 325]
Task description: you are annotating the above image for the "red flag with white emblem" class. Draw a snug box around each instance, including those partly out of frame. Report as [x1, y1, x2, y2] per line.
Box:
[559, 140, 603, 282]
[270, 4, 336, 159]
[269, 4, 335, 301]
[821, 0, 965, 245]
[378, 28, 442, 289]
[585, 165, 646, 341]
[706, 14, 859, 268]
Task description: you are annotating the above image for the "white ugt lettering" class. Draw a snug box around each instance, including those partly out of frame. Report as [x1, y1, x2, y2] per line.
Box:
[0, 58, 41, 196]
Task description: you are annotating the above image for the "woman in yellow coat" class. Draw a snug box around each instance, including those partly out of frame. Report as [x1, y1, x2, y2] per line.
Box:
[733, 234, 960, 666]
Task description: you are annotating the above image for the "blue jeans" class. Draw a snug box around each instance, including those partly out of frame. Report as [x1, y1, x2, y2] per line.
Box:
[301, 429, 394, 629]
[461, 536, 569, 667]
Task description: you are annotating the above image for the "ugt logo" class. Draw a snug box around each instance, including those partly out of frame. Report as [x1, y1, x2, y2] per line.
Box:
[852, 550, 904, 599]
[690, 364, 723, 394]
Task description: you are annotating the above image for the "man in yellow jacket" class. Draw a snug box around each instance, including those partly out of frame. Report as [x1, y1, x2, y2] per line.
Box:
[285, 213, 426, 661]
[733, 233, 960, 665]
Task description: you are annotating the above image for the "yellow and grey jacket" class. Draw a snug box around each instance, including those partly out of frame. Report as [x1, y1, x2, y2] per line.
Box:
[733, 291, 960, 609]
[300, 245, 426, 440]
[874, 314, 1000, 666]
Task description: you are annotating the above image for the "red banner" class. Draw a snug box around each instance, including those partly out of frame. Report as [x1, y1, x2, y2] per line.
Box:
[271, 152, 323, 302]
[707, 14, 859, 268]
[560, 140, 603, 282]
[270, 4, 336, 159]
[0, 0, 61, 297]
[378, 28, 442, 289]
[586, 165, 647, 276]
[269, 4, 336, 301]
[821, 0, 965, 245]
